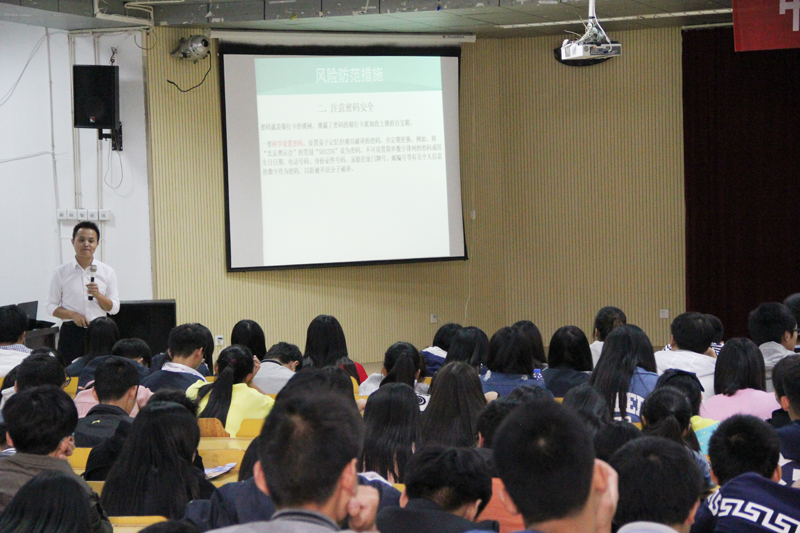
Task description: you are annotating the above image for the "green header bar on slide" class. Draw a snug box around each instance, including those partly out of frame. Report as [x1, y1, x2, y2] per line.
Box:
[255, 56, 443, 95]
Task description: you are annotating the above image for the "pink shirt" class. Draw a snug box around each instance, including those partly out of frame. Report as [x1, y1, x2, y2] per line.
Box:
[699, 388, 780, 421]
[73, 385, 154, 418]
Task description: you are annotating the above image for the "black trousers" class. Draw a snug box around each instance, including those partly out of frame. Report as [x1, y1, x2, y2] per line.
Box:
[58, 321, 87, 365]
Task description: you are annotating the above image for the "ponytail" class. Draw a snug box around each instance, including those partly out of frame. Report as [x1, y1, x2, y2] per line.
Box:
[380, 342, 421, 389]
[640, 387, 692, 447]
[642, 414, 685, 444]
[197, 345, 254, 427]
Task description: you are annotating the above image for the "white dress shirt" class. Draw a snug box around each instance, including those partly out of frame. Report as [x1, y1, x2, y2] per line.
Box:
[590, 340, 604, 368]
[45, 258, 120, 322]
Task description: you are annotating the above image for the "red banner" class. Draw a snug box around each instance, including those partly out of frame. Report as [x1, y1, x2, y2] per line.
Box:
[732, 0, 800, 51]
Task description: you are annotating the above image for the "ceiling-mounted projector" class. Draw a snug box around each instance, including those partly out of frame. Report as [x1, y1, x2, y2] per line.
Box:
[171, 35, 210, 61]
[555, 0, 620, 67]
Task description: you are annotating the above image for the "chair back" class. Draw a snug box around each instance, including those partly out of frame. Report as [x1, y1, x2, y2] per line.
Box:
[236, 418, 263, 438]
[198, 418, 230, 437]
[481, 478, 525, 533]
[68, 447, 92, 469]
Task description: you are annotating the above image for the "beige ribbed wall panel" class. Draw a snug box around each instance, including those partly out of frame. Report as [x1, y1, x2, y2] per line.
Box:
[491, 27, 686, 346]
[144, 28, 479, 363]
[144, 27, 685, 363]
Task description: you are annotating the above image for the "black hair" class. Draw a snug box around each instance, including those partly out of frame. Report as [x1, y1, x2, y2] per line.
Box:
[656, 370, 704, 416]
[83, 317, 120, 364]
[231, 320, 268, 359]
[102, 402, 202, 518]
[239, 435, 263, 482]
[72, 221, 100, 240]
[258, 392, 364, 508]
[640, 387, 692, 448]
[748, 302, 797, 346]
[404, 446, 493, 516]
[197, 344, 255, 427]
[670, 312, 714, 354]
[303, 315, 360, 384]
[782, 362, 800, 414]
[609, 437, 703, 527]
[493, 401, 595, 526]
[266, 342, 302, 365]
[547, 326, 593, 372]
[511, 321, 547, 368]
[589, 324, 657, 421]
[3, 385, 77, 455]
[713, 338, 766, 396]
[593, 306, 627, 341]
[506, 384, 555, 403]
[168, 323, 209, 359]
[15, 353, 65, 390]
[708, 415, 780, 485]
[112, 338, 153, 368]
[593, 421, 642, 462]
[276, 367, 358, 410]
[0, 471, 93, 533]
[773, 355, 800, 399]
[362, 383, 420, 483]
[487, 327, 536, 375]
[138, 522, 202, 533]
[432, 323, 462, 352]
[784, 293, 800, 331]
[30, 346, 67, 369]
[149, 389, 200, 417]
[706, 314, 724, 344]
[94, 356, 140, 403]
[562, 383, 611, 438]
[0, 304, 28, 344]
[380, 342, 421, 389]
[444, 327, 490, 370]
[477, 397, 521, 449]
[421, 362, 486, 447]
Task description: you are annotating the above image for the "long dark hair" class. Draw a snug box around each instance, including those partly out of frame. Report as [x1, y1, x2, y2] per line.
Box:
[231, 320, 268, 359]
[362, 383, 420, 483]
[589, 324, 657, 420]
[380, 342, 421, 389]
[303, 315, 360, 384]
[444, 327, 490, 370]
[0, 471, 93, 533]
[512, 320, 547, 368]
[641, 387, 695, 450]
[197, 345, 255, 427]
[487, 326, 541, 375]
[102, 402, 202, 518]
[562, 383, 611, 438]
[421, 362, 486, 447]
[83, 317, 119, 364]
[547, 326, 593, 372]
[714, 338, 766, 396]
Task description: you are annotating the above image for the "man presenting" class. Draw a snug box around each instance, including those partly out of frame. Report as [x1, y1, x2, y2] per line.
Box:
[45, 222, 119, 364]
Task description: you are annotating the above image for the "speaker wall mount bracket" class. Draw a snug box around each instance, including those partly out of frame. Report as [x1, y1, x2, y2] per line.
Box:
[99, 123, 123, 152]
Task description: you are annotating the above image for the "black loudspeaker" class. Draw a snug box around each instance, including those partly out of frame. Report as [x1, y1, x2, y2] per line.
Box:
[113, 300, 177, 356]
[73, 65, 120, 130]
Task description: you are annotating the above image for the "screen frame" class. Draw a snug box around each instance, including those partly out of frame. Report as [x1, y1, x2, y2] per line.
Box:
[220, 43, 468, 272]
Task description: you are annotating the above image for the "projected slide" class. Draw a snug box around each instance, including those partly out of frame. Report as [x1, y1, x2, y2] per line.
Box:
[223, 53, 464, 270]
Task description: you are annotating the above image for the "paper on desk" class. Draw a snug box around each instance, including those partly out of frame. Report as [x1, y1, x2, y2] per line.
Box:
[205, 462, 238, 479]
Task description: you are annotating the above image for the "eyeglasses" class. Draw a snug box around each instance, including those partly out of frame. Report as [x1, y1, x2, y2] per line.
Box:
[62, 376, 71, 389]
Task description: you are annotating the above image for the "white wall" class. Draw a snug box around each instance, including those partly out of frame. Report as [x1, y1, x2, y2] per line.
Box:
[0, 21, 152, 321]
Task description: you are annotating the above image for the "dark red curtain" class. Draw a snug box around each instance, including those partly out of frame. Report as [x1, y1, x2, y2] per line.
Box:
[683, 27, 800, 338]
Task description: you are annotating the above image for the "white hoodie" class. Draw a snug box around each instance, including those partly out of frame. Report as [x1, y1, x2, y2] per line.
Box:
[654, 349, 716, 400]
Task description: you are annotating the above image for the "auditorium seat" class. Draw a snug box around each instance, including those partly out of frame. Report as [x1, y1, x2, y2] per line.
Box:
[198, 418, 230, 437]
[198, 437, 253, 450]
[109, 515, 167, 532]
[68, 447, 92, 471]
[481, 478, 525, 533]
[64, 378, 79, 398]
[87, 480, 104, 495]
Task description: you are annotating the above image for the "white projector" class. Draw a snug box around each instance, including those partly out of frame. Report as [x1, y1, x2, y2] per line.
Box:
[560, 41, 621, 61]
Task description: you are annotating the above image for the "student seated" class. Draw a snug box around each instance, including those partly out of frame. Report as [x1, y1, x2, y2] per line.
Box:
[101, 400, 216, 519]
[654, 313, 716, 400]
[208, 392, 380, 532]
[481, 327, 546, 397]
[699, 338, 779, 421]
[443, 327, 490, 372]
[691, 415, 800, 533]
[562, 383, 610, 439]
[609, 437, 703, 533]
[302, 314, 367, 384]
[590, 306, 627, 368]
[748, 302, 798, 392]
[775, 361, 800, 465]
[593, 422, 642, 462]
[0, 352, 68, 419]
[359, 342, 431, 404]
[141, 324, 210, 392]
[655, 370, 717, 454]
[74, 337, 152, 390]
[252, 342, 302, 395]
[74, 357, 139, 447]
[0, 385, 111, 532]
[421, 362, 486, 447]
[66, 317, 119, 379]
[186, 345, 274, 437]
[231, 319, 268, 361]
[421, 323, 462, 377]
[467, 401, 618, 533]
[150, 323, 213, 377]
[361, 383, 419, 483]
[376, 446, 498, 533]
[0, 304, 32, 378]
[589, 325, 658, 423]
[0, 471, 95, 533]
[768, 355, 800, 429]
[541, 326, 592, 397]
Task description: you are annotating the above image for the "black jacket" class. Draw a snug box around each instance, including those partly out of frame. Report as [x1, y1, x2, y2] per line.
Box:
[74, 404, 134, 448]
[376, 498, 500, 533]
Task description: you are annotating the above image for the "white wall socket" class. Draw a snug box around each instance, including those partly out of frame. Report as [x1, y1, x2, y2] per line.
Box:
[67, 209, 77, 220]
[430, 314, 439, 324]
[215, 335, 224, 346]
[77, 209, 87, 220]
[659, 309, 670, 319]
[99, 209, 110, 221]
[57, 209, 67, 220]
[87, 209, 98, 221]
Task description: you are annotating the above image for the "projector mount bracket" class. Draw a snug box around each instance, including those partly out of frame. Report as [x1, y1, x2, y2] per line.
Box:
[99, 122, 123, 152]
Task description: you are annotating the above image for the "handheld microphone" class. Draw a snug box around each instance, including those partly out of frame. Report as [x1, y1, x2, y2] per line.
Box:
[88, 265, 97, 301]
